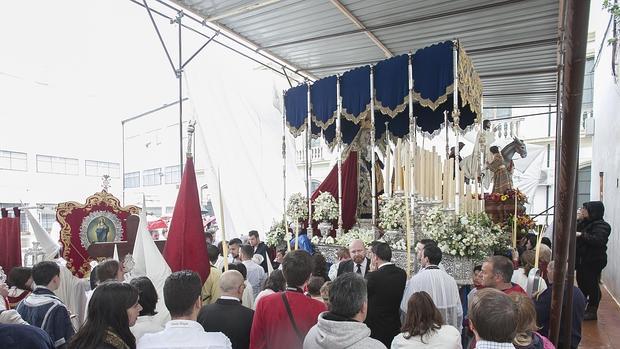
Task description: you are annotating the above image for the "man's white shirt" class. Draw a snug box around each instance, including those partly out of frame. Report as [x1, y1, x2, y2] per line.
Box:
[137, 319, 232, 349]
[241, 260, 266, 298]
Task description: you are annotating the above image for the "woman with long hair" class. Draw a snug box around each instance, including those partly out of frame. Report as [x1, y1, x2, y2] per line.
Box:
[391, 291, 461, 349]
[511, 250, 547, 294]
[69, 281, 142, 349]
[510, 293, 554, 349]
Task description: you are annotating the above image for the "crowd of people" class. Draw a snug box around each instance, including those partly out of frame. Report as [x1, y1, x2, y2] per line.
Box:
[0, 200, 611, 349]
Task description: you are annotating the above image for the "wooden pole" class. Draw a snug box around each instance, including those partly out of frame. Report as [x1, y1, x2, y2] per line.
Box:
[549, 0, 590, 345]
[217, 170, 228, 271]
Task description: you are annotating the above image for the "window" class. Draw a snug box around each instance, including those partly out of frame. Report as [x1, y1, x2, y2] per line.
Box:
[38, 206, 57, 232]
[143, 168, 161, 186]
[164, 165, 181, 184]
[146, 207, 162, 217]
[165, 206, 174, 215]
[124, 172, 140, 188]
[85, 160, 120, 178]
[577, 166, 592, 208]
[582, 57, 594, 113]
[0, 150, 27, 171]
[36, 155, 79, 175]
[0, 203, 28, 232]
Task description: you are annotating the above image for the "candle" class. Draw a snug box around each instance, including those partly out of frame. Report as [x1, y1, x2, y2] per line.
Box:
[385, 141, 391, 196]
[395, 139, 401, 191]
[295, 221, 300, 250]
[512, 193, 518, 248]
[404, 156, 412, 278]
[217, 170, 228, 271]
[534, 226, 544, 268]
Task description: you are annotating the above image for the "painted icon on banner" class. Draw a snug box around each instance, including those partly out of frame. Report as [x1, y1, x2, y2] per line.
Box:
[79, 211, 124, 249]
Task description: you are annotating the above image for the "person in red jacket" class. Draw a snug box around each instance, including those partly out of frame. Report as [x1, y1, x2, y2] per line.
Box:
[250, 250, 326, 349]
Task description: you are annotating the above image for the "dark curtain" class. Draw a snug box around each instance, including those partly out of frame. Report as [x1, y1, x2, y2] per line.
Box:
[310, 75, 337, 129]
[0, 208, 22, 272]
[284, 84, 308, 135]
[310, 151, 359, 236]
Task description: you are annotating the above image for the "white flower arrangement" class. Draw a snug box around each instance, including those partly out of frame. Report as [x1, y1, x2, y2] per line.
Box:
[265, 220, 287, 247]
[422, 208, 507, 260]
[378, 195, 406, 230]
[311, 235, 336, 245]
[312, 192, 338, 222]
[390, 239, 407, 251]
[336, 227, 375, 247]
[286, 193, 308, 222]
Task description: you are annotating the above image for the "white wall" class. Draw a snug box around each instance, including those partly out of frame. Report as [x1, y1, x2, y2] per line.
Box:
[590, 0, 620, 301]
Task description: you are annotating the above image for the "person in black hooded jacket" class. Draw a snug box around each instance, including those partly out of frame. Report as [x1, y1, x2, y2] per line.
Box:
[576, 201, 611, 320]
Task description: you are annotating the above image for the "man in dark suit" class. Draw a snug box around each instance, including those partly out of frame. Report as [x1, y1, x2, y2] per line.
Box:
[365, 242, 407, 347]
[337, 239, 370, 277]
[198, 270, 254, 349]
[248, 230, 269, 273]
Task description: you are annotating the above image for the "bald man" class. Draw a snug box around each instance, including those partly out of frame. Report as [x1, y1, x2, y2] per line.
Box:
[337, 239, 370, 277]
[198, 270, 254, 349]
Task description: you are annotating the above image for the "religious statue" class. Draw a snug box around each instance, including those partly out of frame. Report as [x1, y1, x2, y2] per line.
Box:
[487, 145, 512, 194]
[353, 128, 384, 219]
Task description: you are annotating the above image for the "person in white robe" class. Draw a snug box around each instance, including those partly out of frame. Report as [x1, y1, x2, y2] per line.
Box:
[400, 245, 463, 332]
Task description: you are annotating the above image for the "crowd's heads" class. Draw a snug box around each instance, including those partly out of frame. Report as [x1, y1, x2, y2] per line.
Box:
[469, 288, 518, 343]
[248, 230, 260, 247]
[219, 270, 246, 299]
[312, 253, 328, 280]
[336, 247, 350, 261]
[275, 249, 286, 264]
[263, 269, 286, 292]
[204, 232, 214, 245]
[416, 239, 437, 262]
[32, 261, 61, 290]
[510, 293, 539, 347]
[582, 201, 605, 221]
[207, 244, 219, 264]
[490, 145, 500, 154]
[307, 276, 325, 297]
[129, 276, 158, 317]
[70, 281, 140, 349]
[473, 265, 483, 288]
[422, 245, 442, 267]
[164, 270, 202, 319]
[525, 233, 537, 250]
[320, 281, 331, 305]
[401, 291, 443, 340]
[96, 259, 124, 284]
[370, 242, 392, 264]
[282, 250, 314, 288]
[328, 273, 367, 320]
[239, 244, 254, 261]
[8, 266, 33, 291]
[520, 250, 537, 275]
[546, 260, 566, 284]
[481, 256, 514, 288]
[348, 239, 367, 264]
[541, 237, 552, 249]
[228, 238, 243, 258]
[227, 263, 248, 280]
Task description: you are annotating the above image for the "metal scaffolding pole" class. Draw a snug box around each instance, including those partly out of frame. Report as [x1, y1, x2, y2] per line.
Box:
[452, 40, 461, 214]
[336, 76, 343, 235]
[306, 83, 313, 233]
[282, 90, 288, 237]
[549, 0, 590, 345]
[370, 67, 377, 229]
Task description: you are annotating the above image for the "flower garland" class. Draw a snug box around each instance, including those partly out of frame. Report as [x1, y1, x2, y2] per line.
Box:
[286, 193, 308, 222]
[265, 220, 288, 248]
[485, 189, 528, 203]
[422, 208, 508, 259]
[313, 192, 338, 222]
[311, 235, 336, 245]
[336, 227, 375, 247]
[378, 195, 406, 230]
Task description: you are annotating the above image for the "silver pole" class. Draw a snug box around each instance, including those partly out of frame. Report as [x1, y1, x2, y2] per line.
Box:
[370, 67, 377, 230]
[307, 83, 313, 231]
[453, 40, 461, 214]
[336, 76, 343, 235]
[408, 53, 416, 241]
[384, 121, 391, 197]
[282, 90, 288, 233]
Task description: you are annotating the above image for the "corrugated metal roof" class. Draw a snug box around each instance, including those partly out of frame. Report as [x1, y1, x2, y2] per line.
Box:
[170, 0, 560, 107]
